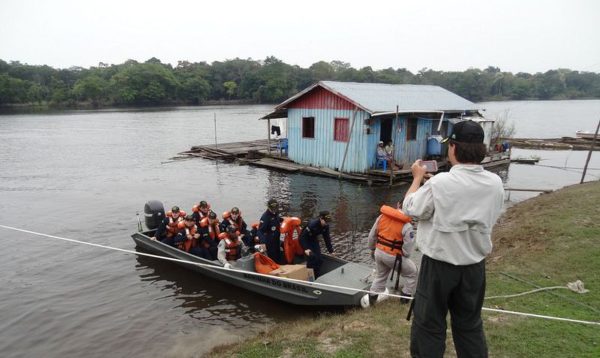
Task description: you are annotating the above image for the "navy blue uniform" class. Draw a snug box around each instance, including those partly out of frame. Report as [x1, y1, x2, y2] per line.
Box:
[258, 209, 282, 263]
[300, 219, 333, 277]
[155, 217, 180, 245]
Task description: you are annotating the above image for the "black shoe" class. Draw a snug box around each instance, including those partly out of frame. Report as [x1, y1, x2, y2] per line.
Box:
[400, 292, 412, 305]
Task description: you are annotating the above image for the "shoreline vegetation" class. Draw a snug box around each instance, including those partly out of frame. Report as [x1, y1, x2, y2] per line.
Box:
[207, 181, 600, 357]
[1, 57, 600, 111]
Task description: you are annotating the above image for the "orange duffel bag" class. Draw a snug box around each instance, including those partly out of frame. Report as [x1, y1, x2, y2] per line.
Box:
[254, 252, 280, 274]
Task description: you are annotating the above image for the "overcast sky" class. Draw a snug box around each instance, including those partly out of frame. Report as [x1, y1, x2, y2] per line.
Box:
[1, 0, 599, 74]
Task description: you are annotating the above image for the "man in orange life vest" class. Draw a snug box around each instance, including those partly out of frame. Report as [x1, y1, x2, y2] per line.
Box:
[220, 207, 251, 246]
[360, 204, 417, 308]
[153, 206, 185, 245]
[192, 200, 214, 226]
[299, 211, 334, 277]
[173, 214, 201, 253]
[217, 226, 248, 269]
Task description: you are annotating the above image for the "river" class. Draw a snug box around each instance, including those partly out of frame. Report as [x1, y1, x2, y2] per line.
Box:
[0, 100, 599, 357]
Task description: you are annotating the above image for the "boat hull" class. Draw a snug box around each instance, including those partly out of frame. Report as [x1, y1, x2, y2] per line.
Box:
[131, 231, 371, 306]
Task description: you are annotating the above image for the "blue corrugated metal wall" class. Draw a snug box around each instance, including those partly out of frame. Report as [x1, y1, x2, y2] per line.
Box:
[287, 108, 371, 173]
[287, 110, 440, 172]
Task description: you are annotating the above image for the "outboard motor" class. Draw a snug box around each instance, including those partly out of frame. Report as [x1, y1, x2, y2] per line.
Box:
[144, 200, 165, 230]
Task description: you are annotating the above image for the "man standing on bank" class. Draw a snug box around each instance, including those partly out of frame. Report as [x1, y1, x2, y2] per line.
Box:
[403, 120, 504, 358]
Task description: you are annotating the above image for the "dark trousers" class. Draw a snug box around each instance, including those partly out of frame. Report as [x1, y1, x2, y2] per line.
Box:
[305, 244, 323, 277]
[410, 255, 488, 358]
[262, 234, 282, 264]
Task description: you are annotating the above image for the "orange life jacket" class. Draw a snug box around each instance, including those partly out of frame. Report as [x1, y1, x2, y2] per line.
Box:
[193, 204, 211, 220]
[254, 252, 280, 274]
[200, 218, 221, 240]
[176, 222, 197, 252]
[376, 205, 411, 256]
[280, 217, 304, 264]
[165, 210, 186, 237]
[223, 237, 241, 261]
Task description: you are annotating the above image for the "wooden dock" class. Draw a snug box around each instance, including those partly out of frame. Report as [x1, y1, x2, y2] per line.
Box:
[176, 139, 511, 185]
[507, 137, 600, 151]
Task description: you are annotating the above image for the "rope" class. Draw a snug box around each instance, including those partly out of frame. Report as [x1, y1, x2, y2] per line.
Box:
[1, 224, 599, 327]
[485, 286, 569, 299]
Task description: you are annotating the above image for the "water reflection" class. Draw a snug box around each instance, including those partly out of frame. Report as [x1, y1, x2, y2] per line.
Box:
[133, 250, 341, 325]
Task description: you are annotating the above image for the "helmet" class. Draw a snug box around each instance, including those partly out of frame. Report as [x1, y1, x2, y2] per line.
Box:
[199, 201, 209, 209]
[231, 207, 240, 215]
[171, 206, 180, 213]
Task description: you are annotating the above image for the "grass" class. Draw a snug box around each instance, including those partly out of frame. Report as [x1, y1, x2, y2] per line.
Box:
[208, 181, 600, 357]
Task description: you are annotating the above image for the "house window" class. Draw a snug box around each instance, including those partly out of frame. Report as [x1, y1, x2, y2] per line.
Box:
[334, 117, 349, 142]
[406, 118, 418, 141]
[302, 117, 315, 138]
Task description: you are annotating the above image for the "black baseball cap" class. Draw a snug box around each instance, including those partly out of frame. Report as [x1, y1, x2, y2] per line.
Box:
[267, 198, 278, 208]
[319, 210, 332, 222]
[441, 120, 484, 144]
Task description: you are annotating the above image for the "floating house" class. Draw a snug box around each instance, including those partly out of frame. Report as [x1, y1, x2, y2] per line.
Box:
[262, 81, 488, 174]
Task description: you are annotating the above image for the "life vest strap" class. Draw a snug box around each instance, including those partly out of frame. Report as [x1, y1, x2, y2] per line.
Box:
[376, 235, 403, 250]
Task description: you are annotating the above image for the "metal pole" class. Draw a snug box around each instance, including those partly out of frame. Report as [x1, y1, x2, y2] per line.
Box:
[580, 118, 600, 184]
[339, 108, 358, 177]
[214, 113, 218, 149]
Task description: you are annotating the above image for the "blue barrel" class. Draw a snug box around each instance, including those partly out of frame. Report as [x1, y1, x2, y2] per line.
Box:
[427, 137, 442, 156]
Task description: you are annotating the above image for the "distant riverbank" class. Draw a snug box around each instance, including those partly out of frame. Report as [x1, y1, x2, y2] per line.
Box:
[0, 99, 260, 113]
[207, 181, 600, 357]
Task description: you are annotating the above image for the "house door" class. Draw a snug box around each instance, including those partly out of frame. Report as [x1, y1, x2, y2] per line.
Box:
[380, 119, 393, 144]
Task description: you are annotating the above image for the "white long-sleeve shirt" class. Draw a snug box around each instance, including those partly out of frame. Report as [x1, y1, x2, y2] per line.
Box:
[403, 164, 504, 265]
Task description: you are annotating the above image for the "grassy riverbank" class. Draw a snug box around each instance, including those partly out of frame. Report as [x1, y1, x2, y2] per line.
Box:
[207, 181, 600, 357]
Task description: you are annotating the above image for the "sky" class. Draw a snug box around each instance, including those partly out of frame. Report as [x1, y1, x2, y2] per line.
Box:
[1, 0, 599, 74]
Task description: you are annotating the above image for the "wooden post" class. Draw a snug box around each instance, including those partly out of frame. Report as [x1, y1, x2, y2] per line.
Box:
[214, 113, 218, 149]
[390, 105, 399, 186]
[267, 118, 271, 155]
[339, 108, 358, 177]
[580, 118, 600, 184]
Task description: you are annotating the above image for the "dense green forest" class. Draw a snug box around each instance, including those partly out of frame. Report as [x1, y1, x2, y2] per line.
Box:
[1, 56, 599, 108]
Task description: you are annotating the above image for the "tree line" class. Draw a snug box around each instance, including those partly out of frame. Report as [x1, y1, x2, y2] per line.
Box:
[1, 56, 599, 108]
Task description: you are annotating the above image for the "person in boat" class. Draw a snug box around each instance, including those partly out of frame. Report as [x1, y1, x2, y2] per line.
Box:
[220, 207, 250, 244]
[360, 203, 417, 308]
[258, 198, 283, 263]
[197, 211, 221, 260]
[152, 206, 186, 244]
[403, 120, 504, 357]
[173, 214, 201, 253]
[192, 200, 214, 226]
[299, 211, 334, 278]
[217, 226, 248, 268]
[247, 222, 261, 248]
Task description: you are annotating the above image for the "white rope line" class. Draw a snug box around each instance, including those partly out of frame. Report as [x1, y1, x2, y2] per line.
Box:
[485, 286, 570, 299]
[1, 224, 599, 327]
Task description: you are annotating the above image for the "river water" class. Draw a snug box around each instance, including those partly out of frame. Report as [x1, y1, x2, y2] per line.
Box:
[0, 100, 599, 357]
